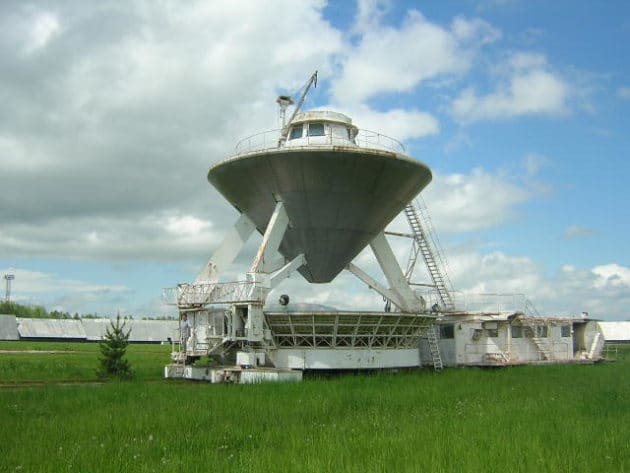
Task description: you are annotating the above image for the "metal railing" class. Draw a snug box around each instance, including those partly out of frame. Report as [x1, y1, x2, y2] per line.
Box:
[417, 291, 538, 314]
[163, 281, 266, 306]
[232, 128, 405, 156]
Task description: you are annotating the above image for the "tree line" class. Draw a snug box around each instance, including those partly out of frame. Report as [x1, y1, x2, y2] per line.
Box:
[0, 301, 175, 320]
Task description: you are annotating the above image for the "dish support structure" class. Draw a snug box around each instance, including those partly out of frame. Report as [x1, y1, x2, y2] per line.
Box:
[163, 201, 437, 383]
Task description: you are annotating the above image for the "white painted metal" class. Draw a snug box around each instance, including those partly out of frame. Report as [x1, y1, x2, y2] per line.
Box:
[236, 351, 258, 367]
[195, 213, 256, 284]
[271, 348, 421, 370]
[432, 314, 604, 367]
[403, 201, 454, 311]
[424, 325, 443, 371]
[164, 365, 302, 383]
[0, 314, 19, 340]
[598, 321, 630, 342]
[345, 262, 402, 309]
[269, 254, 306, 289]
[164, 77, 440, 381]
[264, 311, 434, 349]
[17, 318, 86, 339]
[250, 202, 290, 273]
[369, 231, 425, 313]
[278, 70, 318, 146]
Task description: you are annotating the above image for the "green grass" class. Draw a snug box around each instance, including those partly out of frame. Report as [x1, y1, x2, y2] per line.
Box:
[1, 342, 629, 472]
[0, 341, 171, 383]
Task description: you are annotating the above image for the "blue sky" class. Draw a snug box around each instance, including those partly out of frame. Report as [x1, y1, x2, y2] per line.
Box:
[0, 0, 628, 319]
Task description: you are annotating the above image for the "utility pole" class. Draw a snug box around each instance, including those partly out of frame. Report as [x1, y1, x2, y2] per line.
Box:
[4, 274, 14, 303]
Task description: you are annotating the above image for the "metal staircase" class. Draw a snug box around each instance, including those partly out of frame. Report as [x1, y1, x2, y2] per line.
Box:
[521, 321, 553, 361]
[531, 337, 553, 361]
[425, 325, 443, 371]
[404, 199, 455, 311]
[524, 298, 541, 317]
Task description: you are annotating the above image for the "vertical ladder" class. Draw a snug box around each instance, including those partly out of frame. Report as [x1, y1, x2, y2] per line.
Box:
[404, 200, 455, 311]
[425, 325, 443, 371]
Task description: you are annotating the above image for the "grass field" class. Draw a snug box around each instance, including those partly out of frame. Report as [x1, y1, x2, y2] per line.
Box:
[0, 341, 172, 383]
[1, 341, 629, 472]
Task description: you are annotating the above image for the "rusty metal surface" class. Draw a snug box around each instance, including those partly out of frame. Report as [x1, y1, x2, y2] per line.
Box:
[208, 146, 432, 283]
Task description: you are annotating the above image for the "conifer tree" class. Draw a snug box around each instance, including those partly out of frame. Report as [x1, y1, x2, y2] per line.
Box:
[97, 315, 133, 379]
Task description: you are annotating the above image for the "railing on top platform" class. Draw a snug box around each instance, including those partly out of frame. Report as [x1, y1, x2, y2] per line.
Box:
[163, 281, 266, 307]
[232, 128, 405, 156]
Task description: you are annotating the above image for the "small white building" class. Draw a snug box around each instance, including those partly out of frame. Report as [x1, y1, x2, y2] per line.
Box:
[424, 312, 604, 367]
[598, 321, 630, 343]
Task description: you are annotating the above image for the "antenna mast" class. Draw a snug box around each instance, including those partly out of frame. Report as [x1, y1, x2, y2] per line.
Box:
[277, 70, 318, 146]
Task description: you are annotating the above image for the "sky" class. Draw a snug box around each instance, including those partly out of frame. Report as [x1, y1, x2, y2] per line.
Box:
[1, 0, 629, 320]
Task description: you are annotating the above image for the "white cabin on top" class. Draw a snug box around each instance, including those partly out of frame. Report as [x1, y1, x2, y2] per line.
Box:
[284, 110, 358, 148]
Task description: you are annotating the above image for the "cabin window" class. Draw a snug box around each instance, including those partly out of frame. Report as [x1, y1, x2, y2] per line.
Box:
[536, 325, 548, 338]
[511, 325, 523, 338]
[289, 125, 303, 140]
[439, 324, 454, 339]
[486, 328, 499, 338]
[307, 122, 325, 136]
[561, 325, 571, 337]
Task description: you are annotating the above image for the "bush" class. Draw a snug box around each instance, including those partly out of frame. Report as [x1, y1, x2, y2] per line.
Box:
[97, 315, 134, 380]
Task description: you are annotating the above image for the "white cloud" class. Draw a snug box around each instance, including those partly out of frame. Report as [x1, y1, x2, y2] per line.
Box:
[592, 264, 630, 289]
[508, 51, 547, 70]
[0, 2, 622, 321]
[523, 152, 548, 177]
[445, 250, 542, 310]
[451, 16, 501, 44]
[0, 212, 226, 262]
[422, 168, 530, 233]
[443, 131, 473, 154]
[332, 9, 500, 103]
[1, 267, 127, 304]
[618, 87, 630, 99]
[163, 215, 211, 237]
[330, 103, 439, 141]
[28, 12, 60, 52]
[452, 52, 570, 122]
[353, 0, 391, 35]
[430, 251, 630, 320]
[563, 225, 597, 239]
[263, 242, 630, 321]
[0, 0, 342, 260]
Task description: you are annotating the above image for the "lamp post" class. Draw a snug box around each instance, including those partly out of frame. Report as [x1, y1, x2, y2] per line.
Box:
[3, 274, 14, 303]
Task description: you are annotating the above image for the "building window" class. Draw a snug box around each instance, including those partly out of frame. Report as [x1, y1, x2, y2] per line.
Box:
[536, 325, 548, 338]
[511, 325, 523, 338]
[439, 324, 454, 339]
[289, 125, 303, 140]
[308, 123, 325, 136]
[561, 325, 571, 337]
[486, 328, 499, 338]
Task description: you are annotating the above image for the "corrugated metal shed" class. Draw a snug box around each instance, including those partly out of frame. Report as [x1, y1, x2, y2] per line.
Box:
[81, 319, 115, 341]
[127, 320, 179, 342]
[17, 318, 86, 339]
[82, 319, 178, 342]
[0, 317, 178, 342]
[0, 314, 19, 340]
[598, 321, 630, 342]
